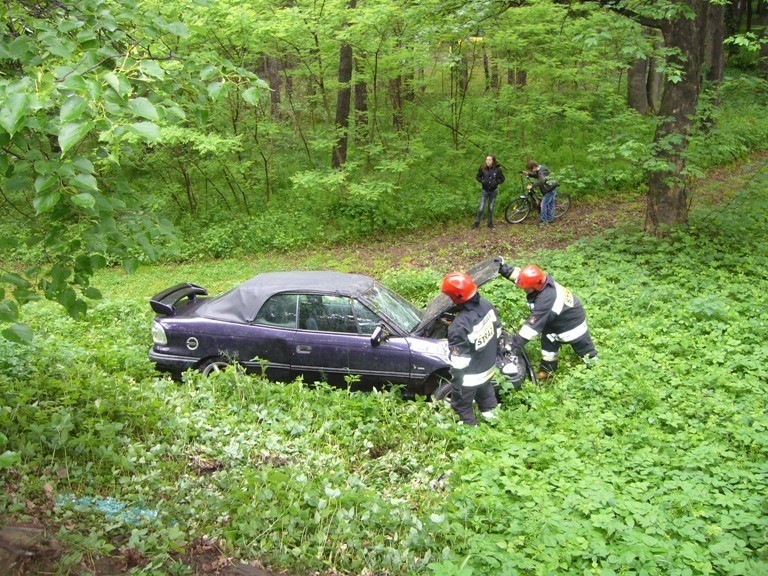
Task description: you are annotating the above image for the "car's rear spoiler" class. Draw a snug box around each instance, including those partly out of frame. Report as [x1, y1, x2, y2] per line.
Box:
[150, 283, 208, 316]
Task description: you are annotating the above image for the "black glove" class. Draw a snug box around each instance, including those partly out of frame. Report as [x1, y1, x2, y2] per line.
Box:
[499, 263, 515, 279]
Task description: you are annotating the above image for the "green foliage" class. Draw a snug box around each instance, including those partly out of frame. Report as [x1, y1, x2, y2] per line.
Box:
[0, 0, 264, 332]
[2, 160, 768, 574]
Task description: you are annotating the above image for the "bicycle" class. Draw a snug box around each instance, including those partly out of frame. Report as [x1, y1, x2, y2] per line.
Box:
[504, 176, 571, 224]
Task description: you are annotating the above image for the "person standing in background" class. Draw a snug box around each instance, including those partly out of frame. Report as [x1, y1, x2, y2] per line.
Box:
[472, 154, 505, 229]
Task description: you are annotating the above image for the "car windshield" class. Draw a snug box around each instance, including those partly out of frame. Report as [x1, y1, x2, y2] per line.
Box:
[362, 283, 422, 333]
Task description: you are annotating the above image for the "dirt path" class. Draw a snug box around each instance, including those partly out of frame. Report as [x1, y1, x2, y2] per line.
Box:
[308, 193, 646, 276]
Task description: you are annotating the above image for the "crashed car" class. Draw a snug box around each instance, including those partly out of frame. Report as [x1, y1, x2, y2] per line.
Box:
[148, 258, 532, 397]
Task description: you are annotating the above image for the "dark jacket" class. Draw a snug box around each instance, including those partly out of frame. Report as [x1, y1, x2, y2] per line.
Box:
[510, 276, 588, 348]
[525, 164, 559, 194]
[476, 165, 505, 192]
[447, 295, 502, 387]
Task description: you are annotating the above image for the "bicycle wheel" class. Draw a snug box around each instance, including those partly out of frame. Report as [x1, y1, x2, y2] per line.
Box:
[504, 196, 532, 224]
[553, 193, 571, 219]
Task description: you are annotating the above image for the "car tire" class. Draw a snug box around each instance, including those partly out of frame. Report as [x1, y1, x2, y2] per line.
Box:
[432, 380, 453, 402]
[199, 357, 230, 376]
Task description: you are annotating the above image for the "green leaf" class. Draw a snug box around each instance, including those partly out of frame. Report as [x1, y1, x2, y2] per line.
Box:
[60, 96, 89, 124]
[70, 173, 99, 192]
[242, 87, 261, 105]
[123, 257, 139, 274]
[103, 72, 132, 97]
[83, 287, 103, 300]
[2, 324, 33, 345]
[59, 121, 94, 155]
[140, 60, 165, 79]
[71, 192, 96, 209]
[33, 191, 61, 214]
[0, 92, 30, 135]
[131, 122, 160, 140]
[90, 255, 107, 269]
[1, 272, 30, 289]
[167, 21, 189, 37]
[128, 97, 159, 121]
[7, 36, 34, 61]
[200, 65, 217, 81]
[34, 174, 58, 194]
[0, 451, 21, 470]
[103, 72, 121, 94]
[0, 300, 19, 322]
[207, 81, 224, 100]
[0, 236, 19, 250]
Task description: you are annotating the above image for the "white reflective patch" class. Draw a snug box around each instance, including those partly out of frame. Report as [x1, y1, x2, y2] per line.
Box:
[463, 366, 495, 386]
[467, 309, 497, 351]
[519, 324, 538, 340]
[553, 283, 574, 315]
[450, 355, 471, 370]
[557, 321, 588, 342]
[542, 350, 559, 361]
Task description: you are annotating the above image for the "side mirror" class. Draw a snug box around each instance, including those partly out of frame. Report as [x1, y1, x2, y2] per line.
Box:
[370, 324, 389, 346]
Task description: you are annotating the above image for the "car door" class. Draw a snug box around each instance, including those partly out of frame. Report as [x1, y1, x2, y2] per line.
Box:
[240, 293, 297, 381]
[290, 295, 411, 389]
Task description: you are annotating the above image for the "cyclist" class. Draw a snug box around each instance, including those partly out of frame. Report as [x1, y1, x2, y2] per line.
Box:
[498, 261, 598, 380]
[521, 160, 559, 225]
[440, 272, 501, 425]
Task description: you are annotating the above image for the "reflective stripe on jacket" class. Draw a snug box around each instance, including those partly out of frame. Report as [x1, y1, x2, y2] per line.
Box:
[447, 296, 502, 387]
[512, 276, 588, 347]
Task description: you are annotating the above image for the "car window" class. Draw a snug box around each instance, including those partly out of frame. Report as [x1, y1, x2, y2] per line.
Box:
[253, 294, 297, 328]
[353, 300, 381, 335]
[362, 283, 421, 333]
[299, 295, 359, 333]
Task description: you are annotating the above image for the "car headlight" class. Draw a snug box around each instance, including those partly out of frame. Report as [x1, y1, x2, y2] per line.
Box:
[151, 321, 167, 345]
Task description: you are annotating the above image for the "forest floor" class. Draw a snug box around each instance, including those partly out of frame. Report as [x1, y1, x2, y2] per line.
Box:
[3, 151, 766, 576]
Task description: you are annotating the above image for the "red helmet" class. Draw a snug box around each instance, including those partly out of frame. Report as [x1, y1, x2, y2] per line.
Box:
[515, 265, 547, 291]
[441, 272, 477, 304]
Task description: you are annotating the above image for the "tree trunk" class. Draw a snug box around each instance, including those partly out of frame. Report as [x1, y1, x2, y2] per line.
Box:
[725, 0, 745, 35]
[331, 0, 356, 168]
[647, 55, 662, 113]
[262, 56, 282, 118]
[331, 37, 353, 168]
[644, 7, 703, 236]
[353, 57, 368, 144]
[704, 3, 725, 85]
[627, 58, 649, 114]
[760, 4, 768, 78]
[389, 76, 403, 131]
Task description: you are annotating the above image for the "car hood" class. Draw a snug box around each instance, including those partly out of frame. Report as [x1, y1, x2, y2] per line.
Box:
[413, 256, 503, 335]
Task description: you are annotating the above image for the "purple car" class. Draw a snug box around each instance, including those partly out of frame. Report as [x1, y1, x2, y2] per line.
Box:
[148, 258, 529, 397]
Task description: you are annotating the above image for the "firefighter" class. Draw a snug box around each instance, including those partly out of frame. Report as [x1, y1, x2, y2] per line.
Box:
[440, 272, 502, 425]
[499, 262, 597, 378]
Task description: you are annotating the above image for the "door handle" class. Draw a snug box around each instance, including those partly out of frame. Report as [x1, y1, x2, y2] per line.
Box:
[296, 345, 312, 354]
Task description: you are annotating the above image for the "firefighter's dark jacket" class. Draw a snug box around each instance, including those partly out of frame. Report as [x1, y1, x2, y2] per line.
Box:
[510, 275, 589, 348]
[446, 295, 502, 387]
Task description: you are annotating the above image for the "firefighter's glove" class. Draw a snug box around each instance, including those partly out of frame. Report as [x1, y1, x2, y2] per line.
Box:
[499, 263, 515, 279]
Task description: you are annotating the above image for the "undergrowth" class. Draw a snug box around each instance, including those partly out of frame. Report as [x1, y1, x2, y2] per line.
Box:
[1, 162, 767, 575]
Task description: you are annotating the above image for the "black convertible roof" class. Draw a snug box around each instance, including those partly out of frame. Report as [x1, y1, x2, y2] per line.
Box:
[196, 271, 376, 323]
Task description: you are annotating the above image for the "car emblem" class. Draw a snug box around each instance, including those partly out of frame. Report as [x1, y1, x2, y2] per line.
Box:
[186, 337, 199, 350]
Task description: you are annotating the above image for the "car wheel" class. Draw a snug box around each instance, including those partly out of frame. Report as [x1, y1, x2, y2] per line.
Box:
[199, 357, 230, 376]
[432, 380, 453, 402]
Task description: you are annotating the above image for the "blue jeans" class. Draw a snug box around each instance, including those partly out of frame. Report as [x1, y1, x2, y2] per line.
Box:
[474, 188, 498, 225]
[541, 188, 557, 223]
